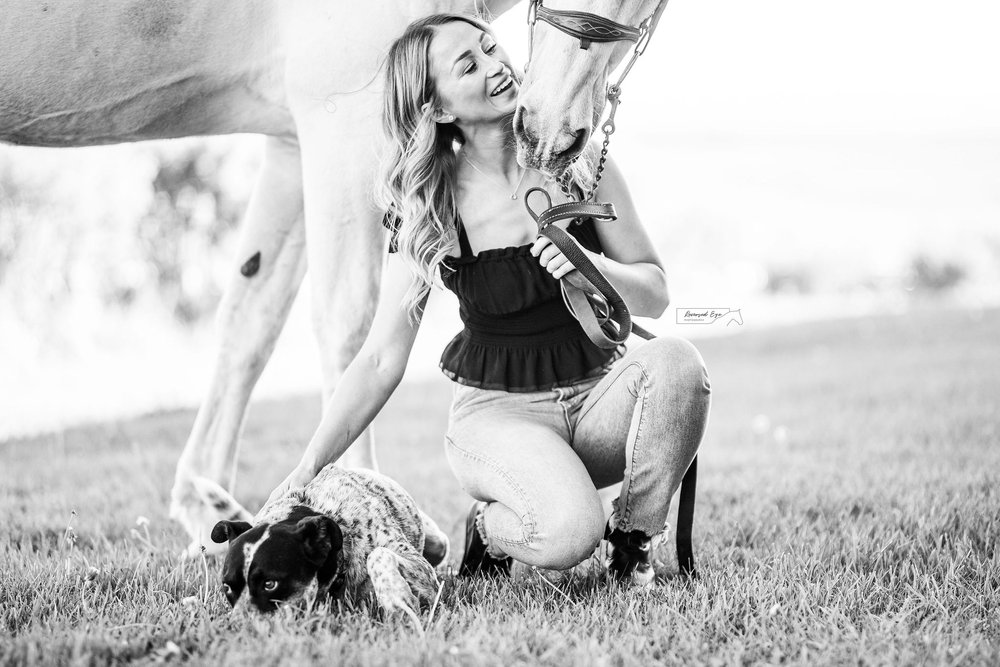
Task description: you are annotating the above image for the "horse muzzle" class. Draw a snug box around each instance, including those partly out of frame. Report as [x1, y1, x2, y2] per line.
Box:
[514, 103, 590, 175]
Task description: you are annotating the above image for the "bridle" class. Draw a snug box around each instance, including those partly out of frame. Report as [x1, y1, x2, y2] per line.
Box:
[525, 0, 670, 201]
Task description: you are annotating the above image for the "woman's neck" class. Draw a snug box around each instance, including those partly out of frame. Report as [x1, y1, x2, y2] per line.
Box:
[460, 123, 521, 181]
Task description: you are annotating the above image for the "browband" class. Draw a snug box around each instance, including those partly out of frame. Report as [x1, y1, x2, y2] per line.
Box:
[535, 4, 642, 49]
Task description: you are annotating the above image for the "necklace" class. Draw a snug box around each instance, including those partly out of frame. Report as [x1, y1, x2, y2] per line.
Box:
[462, 154, 528, 200]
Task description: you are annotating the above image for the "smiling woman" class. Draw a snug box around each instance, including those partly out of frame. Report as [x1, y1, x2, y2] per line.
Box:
[376, 13, 596, 316]
[263, 12, 711, 590]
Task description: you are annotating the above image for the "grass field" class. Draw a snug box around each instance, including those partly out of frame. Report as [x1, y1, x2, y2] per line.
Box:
[2, 305, 999, 665]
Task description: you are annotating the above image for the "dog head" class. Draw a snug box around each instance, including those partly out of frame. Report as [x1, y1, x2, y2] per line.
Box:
[211, 506, 343, 613]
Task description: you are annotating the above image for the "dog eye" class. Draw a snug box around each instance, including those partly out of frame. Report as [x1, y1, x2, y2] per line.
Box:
[262, 580, 279, 593]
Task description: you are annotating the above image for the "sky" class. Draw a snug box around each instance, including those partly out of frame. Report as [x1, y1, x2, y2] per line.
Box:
[490, 0, 1000, 134]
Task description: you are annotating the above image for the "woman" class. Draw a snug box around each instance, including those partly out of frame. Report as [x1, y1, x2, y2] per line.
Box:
[267, 13, 711, 586]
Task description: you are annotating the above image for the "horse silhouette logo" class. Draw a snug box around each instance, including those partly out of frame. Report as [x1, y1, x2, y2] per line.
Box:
[676, 308, 744, 326]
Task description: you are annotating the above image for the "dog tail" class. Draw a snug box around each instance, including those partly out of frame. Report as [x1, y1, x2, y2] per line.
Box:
[190, 476, 254, 522]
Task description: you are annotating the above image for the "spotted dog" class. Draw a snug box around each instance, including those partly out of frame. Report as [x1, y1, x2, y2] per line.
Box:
[206, 466, 449, 621]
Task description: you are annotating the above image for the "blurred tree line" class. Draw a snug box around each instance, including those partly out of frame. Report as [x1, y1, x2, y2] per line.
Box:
[0, 140, 256, 330]
[0, 136, 983, 342]
[133, 147, 245, 322]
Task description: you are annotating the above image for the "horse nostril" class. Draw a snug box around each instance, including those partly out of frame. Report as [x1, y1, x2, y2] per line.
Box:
[559, 128, 589, 160]
[514, 107, 534, 144]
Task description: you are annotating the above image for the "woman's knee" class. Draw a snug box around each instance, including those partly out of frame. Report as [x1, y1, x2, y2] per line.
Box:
[528, 499, 606, 570]
[639, 337, 710, 394]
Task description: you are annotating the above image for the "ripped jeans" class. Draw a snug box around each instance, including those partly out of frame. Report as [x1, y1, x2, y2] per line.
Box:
[444, 336, 712, 571]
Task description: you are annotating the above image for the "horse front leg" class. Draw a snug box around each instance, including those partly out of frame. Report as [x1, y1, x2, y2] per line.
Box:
[295, 102, 384, 472]
[170, 135, 306, 556]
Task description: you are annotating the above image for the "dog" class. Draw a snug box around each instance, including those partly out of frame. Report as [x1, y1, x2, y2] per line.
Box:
[204, 466, 449, 622]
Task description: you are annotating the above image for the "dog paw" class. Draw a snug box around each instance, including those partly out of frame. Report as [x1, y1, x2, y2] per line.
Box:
[379, 588, 420, 617]
[422, 533, 450, 568]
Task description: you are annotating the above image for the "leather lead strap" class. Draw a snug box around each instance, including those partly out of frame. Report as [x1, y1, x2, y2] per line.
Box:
[676, 457, 698, 577]
[525, 187, 654, 349]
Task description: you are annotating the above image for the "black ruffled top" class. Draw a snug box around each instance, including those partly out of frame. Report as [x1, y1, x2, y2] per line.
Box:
[383, 213, 621, 392]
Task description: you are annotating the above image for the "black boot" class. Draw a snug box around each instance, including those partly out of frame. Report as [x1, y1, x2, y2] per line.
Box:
[605, 524, 655, 586]
[458, 502, 512, 578]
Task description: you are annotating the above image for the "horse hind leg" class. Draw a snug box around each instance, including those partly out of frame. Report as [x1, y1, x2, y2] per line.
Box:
[170, 135, 305, 557]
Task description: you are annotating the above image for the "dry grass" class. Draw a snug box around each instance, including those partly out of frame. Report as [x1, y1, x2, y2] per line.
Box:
[2, 305, 999, 665]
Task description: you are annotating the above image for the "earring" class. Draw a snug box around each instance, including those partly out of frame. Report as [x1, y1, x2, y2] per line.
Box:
[421, 102, 455, 123]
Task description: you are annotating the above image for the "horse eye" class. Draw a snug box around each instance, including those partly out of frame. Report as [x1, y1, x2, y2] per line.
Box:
[222, 583, 233, 596]
[263, 580, 279, 593]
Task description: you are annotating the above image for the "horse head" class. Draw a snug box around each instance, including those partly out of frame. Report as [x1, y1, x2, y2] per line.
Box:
[514, 0, 665, 175]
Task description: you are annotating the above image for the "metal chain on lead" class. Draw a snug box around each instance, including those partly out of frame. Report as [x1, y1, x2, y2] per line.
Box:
[559, 85, 619, 206]
[560, 131, 610, 204]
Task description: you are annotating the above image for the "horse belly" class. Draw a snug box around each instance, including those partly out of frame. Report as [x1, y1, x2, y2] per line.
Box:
[0, 0, 293, 146]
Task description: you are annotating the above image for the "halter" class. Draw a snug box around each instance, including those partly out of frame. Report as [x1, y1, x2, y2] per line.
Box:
[525, 0, 669, 201]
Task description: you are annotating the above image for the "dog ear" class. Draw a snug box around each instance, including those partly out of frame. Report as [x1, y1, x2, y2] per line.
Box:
[211, 520, 252, 544]
[294, 516, 343, 564]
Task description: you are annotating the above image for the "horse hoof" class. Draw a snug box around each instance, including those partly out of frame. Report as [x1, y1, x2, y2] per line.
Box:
[170, 475, 252, 556]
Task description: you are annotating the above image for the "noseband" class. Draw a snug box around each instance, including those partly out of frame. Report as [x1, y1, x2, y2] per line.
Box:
[526, 0, 669, 87]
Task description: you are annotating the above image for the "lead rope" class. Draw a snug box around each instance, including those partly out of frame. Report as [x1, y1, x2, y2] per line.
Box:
[524, 0, 697, 579]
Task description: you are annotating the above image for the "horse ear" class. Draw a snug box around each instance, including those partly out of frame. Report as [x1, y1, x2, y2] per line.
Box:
[295, 516, 343, 564]
[211, 520, 252, 544]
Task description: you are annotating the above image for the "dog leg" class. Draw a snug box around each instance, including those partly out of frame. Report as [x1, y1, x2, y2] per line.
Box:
[170, 135, 305, 557]
[418, 510, 450, 567]
[366, 547, 440, 628]
[366, 547, 421, 628]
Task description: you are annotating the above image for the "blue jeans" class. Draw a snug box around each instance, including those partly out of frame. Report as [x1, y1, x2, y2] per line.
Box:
[444, 336, 712, 570]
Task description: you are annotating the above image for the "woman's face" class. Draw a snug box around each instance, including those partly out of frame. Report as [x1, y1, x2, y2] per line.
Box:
[427, 21, 518, 127]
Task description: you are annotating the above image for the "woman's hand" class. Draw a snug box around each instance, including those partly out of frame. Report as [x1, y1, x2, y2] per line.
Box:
[264, 463, 316, 508]
[530, 236, 596, 280]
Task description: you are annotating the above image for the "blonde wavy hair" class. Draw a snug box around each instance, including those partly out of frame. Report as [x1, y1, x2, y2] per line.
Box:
[375, 13, 595, 318]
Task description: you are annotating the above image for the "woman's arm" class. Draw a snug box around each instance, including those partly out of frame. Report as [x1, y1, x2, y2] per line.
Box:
[268, 252, 426, 497]
[530, 155, 669, 317]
